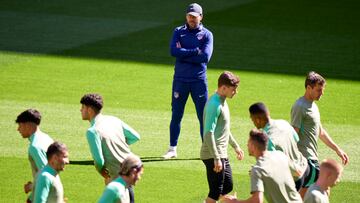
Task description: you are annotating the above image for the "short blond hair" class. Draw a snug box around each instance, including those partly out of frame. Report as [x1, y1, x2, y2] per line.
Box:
[320, 159, 343, 175]
[119, 154, 143, 176]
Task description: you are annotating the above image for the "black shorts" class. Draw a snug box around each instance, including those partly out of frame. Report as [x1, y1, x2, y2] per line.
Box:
[295, 159, 320, 189]
[203, 158, 233, 200]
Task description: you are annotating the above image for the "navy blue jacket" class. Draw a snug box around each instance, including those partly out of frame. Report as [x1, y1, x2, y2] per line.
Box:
[170, 24, 213, 82]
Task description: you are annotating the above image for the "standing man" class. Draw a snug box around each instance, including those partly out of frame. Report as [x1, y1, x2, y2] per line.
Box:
[304, 159, 343, 203]
[163, 3, 213, 159]
[80, 93, 141, 184]
[201, 71, 244, 203]
[222, 129, 302, 203]
[33, 142, 69, 203]
[98, 154, 144, 203]
[248, 102, 310, 191]
[291, 71, 349, 196]
[16, 109, 54, 203]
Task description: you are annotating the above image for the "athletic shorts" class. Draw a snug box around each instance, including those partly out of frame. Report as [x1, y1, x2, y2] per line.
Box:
[296, 159, 320, 189]
[202, 158, 233, 200]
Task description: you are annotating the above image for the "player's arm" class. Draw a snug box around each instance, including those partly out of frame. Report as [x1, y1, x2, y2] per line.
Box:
[290, 103, 303, 134]
[29, 146, 48, 170]
[122, 121, 140, 145]
[181, 31, 213, 63]
[221, 191, 263, 203]
[170, 29, 199, 58]
[319, 127, 349, 165]
[229, 133, 244, 160]
[222, 168, 264, 203]
[203, 102, 222, 172]
[86, 129, 107, 175]
[33, 174, 51, 203]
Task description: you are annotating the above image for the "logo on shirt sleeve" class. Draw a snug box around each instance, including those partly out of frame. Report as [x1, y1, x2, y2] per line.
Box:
[174, 92, 180, 99]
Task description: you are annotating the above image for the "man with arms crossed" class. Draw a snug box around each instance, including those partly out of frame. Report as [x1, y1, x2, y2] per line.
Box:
[201, 71, 244, 203]
[291, 71, 349, 196]
[248, 102, 310, 191]
[33, 141, 69, 203]
[16, 109, 54, 203]
[304, 159, 343, 203]
[80, 93, 140, 202]
[98, 154, 144, 203]
[163, 3, 213, 159]
[222, 129, 302, 203]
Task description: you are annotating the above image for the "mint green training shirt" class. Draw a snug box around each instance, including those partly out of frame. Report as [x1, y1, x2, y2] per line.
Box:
[28, 130, 54, 178]
[291, 96, 322, 161]
[251, 151, 302, 203]
[98, 176, 130, 203]
[304, 184, 329, 203]
[200, 93, 239, 160]
[28, 130, 54, 201]
[263, 119, 308, 179]
[86, 114, 140, 179]
[33, 165, 64, 203]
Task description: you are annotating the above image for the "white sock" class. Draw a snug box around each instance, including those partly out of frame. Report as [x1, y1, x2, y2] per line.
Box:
[169, 146, 177, 151]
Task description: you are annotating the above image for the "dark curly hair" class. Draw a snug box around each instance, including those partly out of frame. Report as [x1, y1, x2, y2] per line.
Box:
[15, 109, 41, 125]
[80, 93, 103, 113]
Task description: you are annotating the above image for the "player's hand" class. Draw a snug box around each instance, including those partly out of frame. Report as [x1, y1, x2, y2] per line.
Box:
[24, 181, 33, 193]
[235, 147, 244, 160]
[176, 42, 181, 48]
[213, 159, 222, 173]
[336, 149, 349, 165]
[220, 194, 238, 203]
[100, 168, 110, 179]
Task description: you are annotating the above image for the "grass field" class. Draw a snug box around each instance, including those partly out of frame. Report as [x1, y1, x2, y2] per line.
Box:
[1, 0, 359, 202]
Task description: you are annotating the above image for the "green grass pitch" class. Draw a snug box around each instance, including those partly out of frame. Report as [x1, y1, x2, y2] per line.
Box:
[1, 0, 359, 202]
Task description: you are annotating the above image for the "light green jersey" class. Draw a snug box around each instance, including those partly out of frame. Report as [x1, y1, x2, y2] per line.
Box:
[291, 96, 322, 161]
[33, 165, 64, 203]
[200, 93, 239, 160]
[28, 130, 54, 178]
[304, 184, 329, 203]
[98, 176, 130, 203]
[251, 151, 302, 203]
[28, 130, 54, 201]
[263, 119, 308, 179]
[86, 114, 140, 179]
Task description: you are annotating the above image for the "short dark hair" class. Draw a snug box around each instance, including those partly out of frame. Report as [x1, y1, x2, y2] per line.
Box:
[47, 141, 67, 160]
[218, 71, 240, 88]
[80, 93, 103, 113]
[305, 71, 326, 88]
[15, 109, 41, 125]
[249, 129, 268, 151]
[249, 102, 268, 116]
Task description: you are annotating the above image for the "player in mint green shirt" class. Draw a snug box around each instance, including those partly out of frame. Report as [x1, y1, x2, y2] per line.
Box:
[201, 71, 244, 203]
[80, 93, 140, 203]
[98, 154, 144, 203]
[222, 129, 302, 203]
[33, 141, 69, 203]
[304, 159, 343, 203]
[291, 71, 349, 197]
[80, 93, 140, 183]
[16, 109, 54, 203]
[248, 102, 311, 191]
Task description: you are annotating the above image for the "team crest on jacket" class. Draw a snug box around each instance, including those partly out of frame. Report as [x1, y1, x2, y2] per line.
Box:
[197, 34, 203, 40]
[174, 92, 179, 99]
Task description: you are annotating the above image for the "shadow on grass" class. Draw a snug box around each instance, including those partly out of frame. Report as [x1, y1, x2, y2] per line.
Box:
[141, 157, 200, 163]
[69, 157, 200, 165]
[1, 0, 359, 80]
